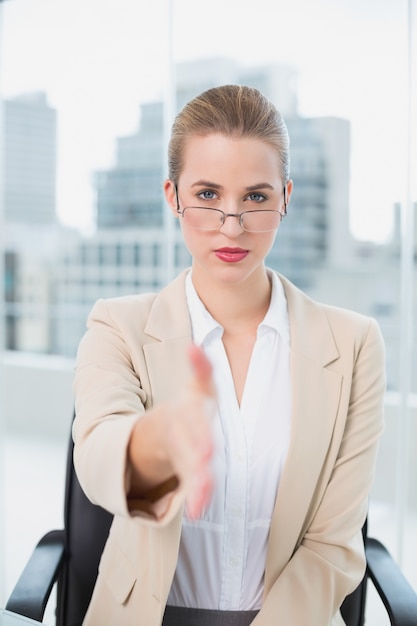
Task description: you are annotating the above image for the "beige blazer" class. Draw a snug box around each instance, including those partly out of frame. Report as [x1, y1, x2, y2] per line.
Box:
[73, 270, 385, 626]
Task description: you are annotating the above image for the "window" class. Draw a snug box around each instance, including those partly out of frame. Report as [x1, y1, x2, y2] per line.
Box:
[1, 1, 416, 617]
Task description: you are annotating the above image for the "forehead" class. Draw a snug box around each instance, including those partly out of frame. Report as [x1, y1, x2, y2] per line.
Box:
[180, 133, 282, 186]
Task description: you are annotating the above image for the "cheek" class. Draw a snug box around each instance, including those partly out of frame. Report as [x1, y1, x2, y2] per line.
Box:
[258, 230, 278, 252]
[179, 222, 205, 254]
[255, 231, 279, 261]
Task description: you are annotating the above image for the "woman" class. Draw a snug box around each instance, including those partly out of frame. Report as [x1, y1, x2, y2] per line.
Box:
[73, 85, 385, 626]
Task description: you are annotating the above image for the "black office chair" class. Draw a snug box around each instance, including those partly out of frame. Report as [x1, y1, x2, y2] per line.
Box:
[5, 421, 417, 626]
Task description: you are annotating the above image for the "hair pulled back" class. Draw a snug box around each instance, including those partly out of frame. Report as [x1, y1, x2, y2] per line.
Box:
[168, 84, 290, 184]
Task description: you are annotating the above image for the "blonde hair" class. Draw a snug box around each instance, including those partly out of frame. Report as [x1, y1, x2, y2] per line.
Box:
[168, 84, 290, 184]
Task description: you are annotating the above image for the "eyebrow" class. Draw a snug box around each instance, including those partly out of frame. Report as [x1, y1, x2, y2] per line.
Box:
[191, 180, 223, 190]
[245, 183, 275, 191]
[190, 180, 276, 191]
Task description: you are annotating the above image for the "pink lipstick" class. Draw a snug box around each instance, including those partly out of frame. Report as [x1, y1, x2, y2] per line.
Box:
[214, 247, 249, 262]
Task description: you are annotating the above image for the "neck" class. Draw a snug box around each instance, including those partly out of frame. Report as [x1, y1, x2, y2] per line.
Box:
[190, 265, 272, 333]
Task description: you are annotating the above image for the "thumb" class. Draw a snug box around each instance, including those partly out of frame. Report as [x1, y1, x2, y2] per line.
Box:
[187, 344, 215, 398]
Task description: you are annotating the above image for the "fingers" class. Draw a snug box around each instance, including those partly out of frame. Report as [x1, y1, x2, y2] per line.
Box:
[186, 466, 213, 520]
[187, 344, 215, 398]
[168, 345, 216, 518]
[167, 388, 214, 518]
[176, 415, 214, 520]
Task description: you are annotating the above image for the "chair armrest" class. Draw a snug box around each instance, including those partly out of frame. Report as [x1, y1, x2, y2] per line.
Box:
[366, 537, 417, 626]
[5, 529, 65, 622]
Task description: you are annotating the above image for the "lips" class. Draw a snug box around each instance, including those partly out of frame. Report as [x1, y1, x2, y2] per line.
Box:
[214, 247, 249, 263]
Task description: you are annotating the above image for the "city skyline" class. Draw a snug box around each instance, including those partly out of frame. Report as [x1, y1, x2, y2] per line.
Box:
[2, 49, 416, 393]
[0, 61, 355, 359]
[1, 0, 411, 242]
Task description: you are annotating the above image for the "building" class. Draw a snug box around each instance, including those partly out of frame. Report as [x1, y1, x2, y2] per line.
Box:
[95, 102, 164, 229]
[52, 227, 190, 356]
[268, 115, 352, 287]
[5, 223, 78, 353]
[4, 92, 57, 225]
[3, 92, 59, 351]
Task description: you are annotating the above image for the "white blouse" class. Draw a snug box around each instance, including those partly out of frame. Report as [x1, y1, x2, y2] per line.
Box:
[167, 269, 291, 610]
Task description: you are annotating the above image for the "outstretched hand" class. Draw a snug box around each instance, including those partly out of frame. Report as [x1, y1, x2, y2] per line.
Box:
[128, 344, 217, 519]
[168, 344, 216, 519]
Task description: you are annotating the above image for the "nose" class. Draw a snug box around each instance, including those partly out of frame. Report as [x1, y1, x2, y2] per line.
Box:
[219, 212, 244, 237]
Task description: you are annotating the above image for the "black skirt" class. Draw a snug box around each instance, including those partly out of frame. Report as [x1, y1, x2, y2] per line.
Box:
[162, 606, 259, 626]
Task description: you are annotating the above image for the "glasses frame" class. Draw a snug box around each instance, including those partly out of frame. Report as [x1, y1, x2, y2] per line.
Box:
[174, 184, 287, 233]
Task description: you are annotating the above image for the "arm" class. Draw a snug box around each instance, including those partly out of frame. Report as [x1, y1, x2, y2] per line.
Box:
[255, 318, 386, 625]
[73, 299, 215, 523]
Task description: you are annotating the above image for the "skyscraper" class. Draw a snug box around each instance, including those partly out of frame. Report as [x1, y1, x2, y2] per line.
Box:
[4, 92, 57, 224]
[95, 102, 164, 229]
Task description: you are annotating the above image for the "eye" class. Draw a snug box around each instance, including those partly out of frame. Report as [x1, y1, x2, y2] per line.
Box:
[246, 192, 267, 203]
[197, 189, 218, 201]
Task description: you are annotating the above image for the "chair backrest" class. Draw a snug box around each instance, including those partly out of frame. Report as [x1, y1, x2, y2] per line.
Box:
[58, 422, 368, 626]
[57, 427, 113, 626]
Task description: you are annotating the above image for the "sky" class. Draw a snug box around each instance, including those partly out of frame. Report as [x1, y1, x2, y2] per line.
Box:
[1, 0, 415, 241]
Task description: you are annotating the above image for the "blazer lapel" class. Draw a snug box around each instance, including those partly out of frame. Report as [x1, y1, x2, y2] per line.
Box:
[264, 275, 343, 590]
[142, 270, 192, 405]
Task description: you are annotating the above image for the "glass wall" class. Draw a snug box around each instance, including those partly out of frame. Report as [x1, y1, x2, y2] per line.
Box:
[1, 0, 416, 621]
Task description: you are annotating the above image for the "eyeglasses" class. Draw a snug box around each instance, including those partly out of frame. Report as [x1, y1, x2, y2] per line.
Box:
[175, 186, 287, 233]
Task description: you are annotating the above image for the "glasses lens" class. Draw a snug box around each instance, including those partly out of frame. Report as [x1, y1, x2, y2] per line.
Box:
[183, 207, 222, 230]
[242, 210, 281, 232]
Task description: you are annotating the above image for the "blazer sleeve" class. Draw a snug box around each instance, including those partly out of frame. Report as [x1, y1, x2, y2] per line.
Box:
[255, 317, 386, 626]
[72, 298, 183, 523]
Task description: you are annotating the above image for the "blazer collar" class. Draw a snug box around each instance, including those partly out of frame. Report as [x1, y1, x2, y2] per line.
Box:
[142, 270, 192, 406]
[144, 269, 191, 342]
[144, 269, 340, 362]
[278, 273, 340, 367]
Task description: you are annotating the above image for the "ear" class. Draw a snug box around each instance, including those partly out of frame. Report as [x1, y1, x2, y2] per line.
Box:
[164, 179, 179, 217]
[284, 179, 293, 214]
